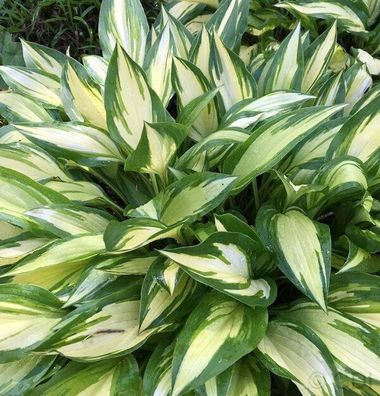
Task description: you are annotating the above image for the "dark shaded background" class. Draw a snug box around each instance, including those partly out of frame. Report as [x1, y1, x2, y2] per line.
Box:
[0, 0, 160, 58]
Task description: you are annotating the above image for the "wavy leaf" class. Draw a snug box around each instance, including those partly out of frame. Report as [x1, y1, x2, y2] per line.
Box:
[161, 232, 276, 307]
[171, 291, 268, 395]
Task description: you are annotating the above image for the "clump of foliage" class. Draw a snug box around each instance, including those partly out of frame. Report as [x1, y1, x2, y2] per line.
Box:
[0, 0, 379, 395]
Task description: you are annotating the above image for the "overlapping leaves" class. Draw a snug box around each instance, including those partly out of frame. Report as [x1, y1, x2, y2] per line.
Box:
[0, 0, 379, 394]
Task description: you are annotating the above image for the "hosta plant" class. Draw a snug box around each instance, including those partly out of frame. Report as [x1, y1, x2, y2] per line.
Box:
[0, 0, 379, 395]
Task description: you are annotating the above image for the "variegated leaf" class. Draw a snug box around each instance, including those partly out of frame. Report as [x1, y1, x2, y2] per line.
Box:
[160, 232, 276, 307]
[329, 273, 380, 332]
[198, 356, 271, 396]
[176, 128, 249, 171]
[0, 233, 51, 267]
[190, 26, 212, 79]
[353, 48, 380, 76]
[124, 122, 187, 181]
[338, 238, 380, 273]
[1, 234, 105, 293]
[221, 91, 315, 129]
[139, 261, 202, 331]
[0, 143, 71, 182]
[0, 220, 23, 241]
[21, 40, 67, 78]
[186, 0, 219, 7]
[187, 15, 213, 35]
[127, 172, 236, 226]
[0, 66, 62, 108]
[177, 88, 219, 129]
[97, 252, 157, 276]
[276, 1, 368, 33]
[0, 92, 53, 123]
[25, 205, 112, 238]
[160, 7, 193, 59]
[0, 125, 29, 145]
[257, 205, 331, 310]
[172, 57, 219, 140]
[171, 291, 268, 395]
[31, 356, 141, 396]
[61, 60, 107, 129]
[214, 213, 276, 277]
[307, 158, 368, 213]
[257, 319, 342, 396]
[62, 266, 117, 308]
[342, 379, 380, 395]
[286, 302, 380, 385]
[205, 0, 250, 50]
[105, 44, 167, 151]
[302, 22, 337, 92]
[345, 223, 380, 254]
[0, 355, 56, 395]
[43, 283, 168, 361]
[165, 0, 206, 23]
[257, 24, 303, 96]
[82, 55, 109, 88]
[272, 171, 326, 208]
[351, 84, 380, 115]
[214, 213, 261, 247]
[149, 257, 181, 295]
[365, 0, 380, 23]
[43, 180, 112, 206]
[144, 25, 174, 106]
[0, 167, 69, 227]
[143, 342, 174, 396]
[282, 118, 344, 179]
[315, 72, 345, 106]
[210, 33, 256, 112]
[104, 218, 180, 252]
[0, 284, 65, 363]
[328, 95, 380, 165]
[99, 0, 149, 64]
[344, 63, 372, 114]
[224, 105, 344, 192]
[16, 122, 123, 167]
